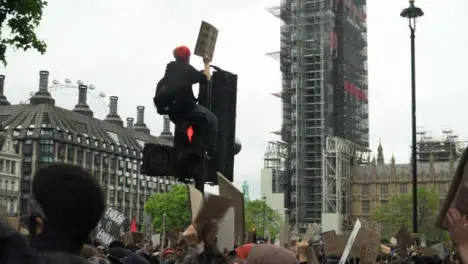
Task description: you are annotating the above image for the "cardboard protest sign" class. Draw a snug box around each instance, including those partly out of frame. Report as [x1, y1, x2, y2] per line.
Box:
[188, 184, 203, 222]
[436, 146, 468, 229]
[339, 219, 362, 264]
[396, 227, 413, 249]
[218, 172, 245, 244]
[325, 235, 348, 256]
[194, 193, 233, 224]
[95, 208, 127, 245]
[322, 230, 337, 243]
[194, 21, 218, 62]
[217, 207, 235, 252]
[358, 224, 381, 264]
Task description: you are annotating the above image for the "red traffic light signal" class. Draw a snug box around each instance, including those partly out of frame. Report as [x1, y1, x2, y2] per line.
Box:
[187, 125, 194, 143]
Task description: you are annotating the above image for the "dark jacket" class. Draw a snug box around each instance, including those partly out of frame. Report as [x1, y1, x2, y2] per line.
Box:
[155, 61, 207, 115]
[181, 244, 227, 264]
[0, 220, 89, 264]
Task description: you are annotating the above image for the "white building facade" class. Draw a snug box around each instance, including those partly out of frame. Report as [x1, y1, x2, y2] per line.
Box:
[0, 134, 21, 217]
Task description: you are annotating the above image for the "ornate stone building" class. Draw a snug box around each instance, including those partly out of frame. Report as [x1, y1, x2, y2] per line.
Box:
[350, 141, 458, 221]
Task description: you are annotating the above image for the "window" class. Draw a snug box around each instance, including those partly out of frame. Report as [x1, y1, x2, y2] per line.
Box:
[361, 184, 369, 196]
[438, 183, 448, 194]
[58, 144, 65, 160]
[10, 162, 15, 174]
[400, 184, 408, 194]
[361, 201, 370, 214]
[85, 152, 93, 167]
[380, 184, 388, 196]
[76, 149, 83, 164]
[67, 147, 75, 163]
[380, 200, 388, 206]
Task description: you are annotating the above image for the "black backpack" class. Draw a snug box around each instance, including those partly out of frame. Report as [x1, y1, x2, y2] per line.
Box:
[153, 78, 196, 115]
[153, 78, 176, 115]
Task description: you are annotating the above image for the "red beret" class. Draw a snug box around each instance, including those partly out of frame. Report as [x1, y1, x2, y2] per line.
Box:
[173, 46, 191, 61]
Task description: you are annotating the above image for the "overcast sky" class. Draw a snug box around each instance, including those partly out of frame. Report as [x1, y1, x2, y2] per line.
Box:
[0, 0, 465, 198]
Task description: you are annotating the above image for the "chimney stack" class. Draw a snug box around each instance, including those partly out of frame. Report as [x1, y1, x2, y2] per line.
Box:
[104, 96, 123, 126]
[30, 70, 55, 105]
[127, 117, 134, 128]
[0, 75, 10, 106]
[133, 106, 150, 134]
[160, 115, 172, 139]
[72, 85, 93, 117]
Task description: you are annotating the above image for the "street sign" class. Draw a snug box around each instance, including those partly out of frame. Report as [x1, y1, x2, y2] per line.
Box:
[194, 21, 218, 62]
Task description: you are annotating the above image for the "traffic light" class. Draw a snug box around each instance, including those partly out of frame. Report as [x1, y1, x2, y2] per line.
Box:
[141, 143, 173, 176]
[199, 67, 238, 183]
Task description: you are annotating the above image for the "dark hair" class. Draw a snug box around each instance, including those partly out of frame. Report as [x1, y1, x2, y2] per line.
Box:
[32, 164, 105, 240]
[109, 240, 125, 249]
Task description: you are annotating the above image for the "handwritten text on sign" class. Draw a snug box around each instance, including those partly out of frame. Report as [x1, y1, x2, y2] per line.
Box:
[96, 208, 127, 245]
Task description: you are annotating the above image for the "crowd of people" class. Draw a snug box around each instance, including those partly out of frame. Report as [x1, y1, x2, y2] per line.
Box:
[1, 162, 468, 264]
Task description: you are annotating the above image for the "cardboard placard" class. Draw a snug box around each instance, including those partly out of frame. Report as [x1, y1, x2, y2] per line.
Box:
[339, 219, 362, 264]
[326, 235, 348, 256]
[218, 172, 245, 244]
[95, 208, 127, 245]
[436, 146, 468, 229]
[194, 21, 218, 61]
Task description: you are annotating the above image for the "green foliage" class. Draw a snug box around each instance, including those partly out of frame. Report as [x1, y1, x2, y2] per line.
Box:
[371, 187, 448, 244]
[245, 199, 282, 239]
[144, 184, 190, 233]
[0, 0, 48, 65]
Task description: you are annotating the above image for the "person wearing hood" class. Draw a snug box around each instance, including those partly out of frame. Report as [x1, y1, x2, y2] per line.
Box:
[0, 164, 105, 264]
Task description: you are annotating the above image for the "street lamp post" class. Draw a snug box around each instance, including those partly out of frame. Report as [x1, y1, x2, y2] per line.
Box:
[400, 0, 424, 242]
[262, 196, 267, 238]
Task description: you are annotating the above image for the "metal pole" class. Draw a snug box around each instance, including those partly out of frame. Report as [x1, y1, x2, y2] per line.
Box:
[410, 25, 418, 238]
[263, 197, 266, 238]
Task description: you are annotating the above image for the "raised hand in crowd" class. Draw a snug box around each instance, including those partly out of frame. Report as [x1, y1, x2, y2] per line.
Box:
[447, 208, 468, 264]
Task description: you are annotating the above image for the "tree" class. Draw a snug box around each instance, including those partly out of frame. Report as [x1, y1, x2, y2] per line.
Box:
[245, 199, 282, 239]
[0, 0, 48, 65]
[371, 187, 449, 245]
[144, 184, 190, 233]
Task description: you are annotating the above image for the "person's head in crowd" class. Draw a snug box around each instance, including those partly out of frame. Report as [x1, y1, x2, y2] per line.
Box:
[81, 244, 98, 259]
[163, 248, 177, 262]
[88, 255, 112, 264]
[109, 240, 126, 249]
[109, 252, 151, 264]
[246, 244, 297, 264]
[28, 164, 105, 253]
[197, 218, 219, 245]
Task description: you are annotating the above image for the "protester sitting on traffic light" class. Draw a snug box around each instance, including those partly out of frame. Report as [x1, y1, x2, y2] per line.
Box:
[154, 46, 218, 158]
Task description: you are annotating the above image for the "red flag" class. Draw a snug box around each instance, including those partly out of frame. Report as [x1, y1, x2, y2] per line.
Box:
[130, 217, 137, 232]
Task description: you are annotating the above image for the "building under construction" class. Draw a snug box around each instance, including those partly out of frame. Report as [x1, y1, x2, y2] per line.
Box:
[264, 141, 288, 193]
[268, 0, 368, 227]
[417, 129, 464, 162]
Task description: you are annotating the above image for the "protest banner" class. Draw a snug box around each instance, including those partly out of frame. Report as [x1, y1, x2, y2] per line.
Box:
[95, 208, 127, 245]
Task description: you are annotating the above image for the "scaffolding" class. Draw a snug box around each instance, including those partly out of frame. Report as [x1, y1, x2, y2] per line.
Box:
[264, 141, 288, 193]
[322, 137, 370, 216]
[417, 129, 466, 162]
[267, 0, 368, 228]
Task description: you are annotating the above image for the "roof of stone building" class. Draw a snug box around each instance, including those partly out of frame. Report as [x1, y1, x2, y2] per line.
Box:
[0, 104, 170, 149]
[0, 71, 172, 155]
